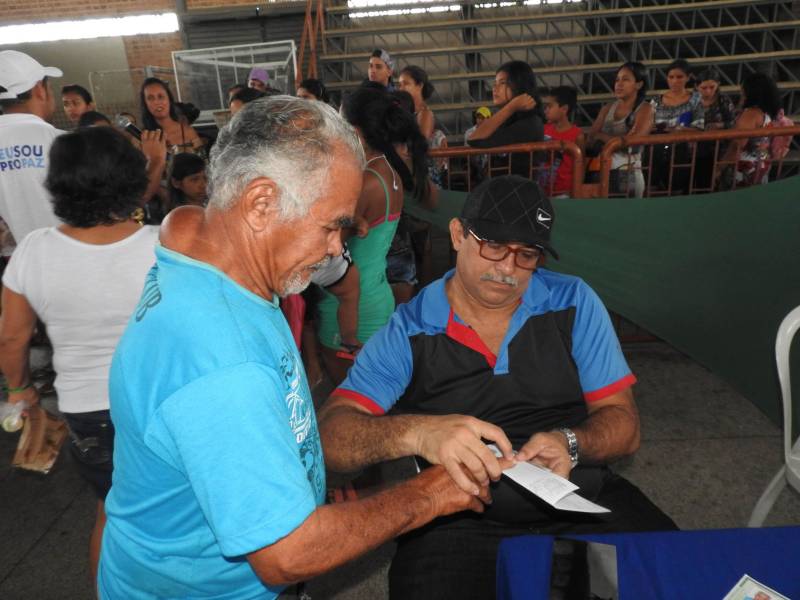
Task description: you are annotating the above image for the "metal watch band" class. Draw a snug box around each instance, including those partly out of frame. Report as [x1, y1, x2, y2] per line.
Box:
[557, 427, 579, 467]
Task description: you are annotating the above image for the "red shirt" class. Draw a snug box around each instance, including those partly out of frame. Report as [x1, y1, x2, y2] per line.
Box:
[544, 123, 582, 194]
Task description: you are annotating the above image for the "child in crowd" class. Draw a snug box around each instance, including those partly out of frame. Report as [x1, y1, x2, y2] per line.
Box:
[464, 107, 492, 184]
[542, 86, 584, 198]
[464, 106, 491, 143]
[169, 153, 208, 209]
[77, 111, 111, 128]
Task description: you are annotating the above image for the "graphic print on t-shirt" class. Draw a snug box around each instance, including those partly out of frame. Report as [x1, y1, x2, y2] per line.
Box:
[280, 351, 324, 498]
[134, 266, 162, 322]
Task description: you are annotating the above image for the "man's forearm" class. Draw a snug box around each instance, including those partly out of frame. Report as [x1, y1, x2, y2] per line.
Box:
[249, 464, 487, 586]
[318, 404, 423, 472]
[252, 476, 433, 585]
[573, 403, 640, 463]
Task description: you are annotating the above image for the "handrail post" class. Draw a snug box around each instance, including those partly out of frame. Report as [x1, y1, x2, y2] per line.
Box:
[598, 138, 622, 199]
[563, 141, 585, 199]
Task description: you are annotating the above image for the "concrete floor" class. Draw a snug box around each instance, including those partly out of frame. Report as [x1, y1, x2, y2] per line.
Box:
[1, 340, 799, 599]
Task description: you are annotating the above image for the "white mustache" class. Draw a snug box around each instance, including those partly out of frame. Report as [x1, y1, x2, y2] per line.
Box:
[480, 273, 518, 287]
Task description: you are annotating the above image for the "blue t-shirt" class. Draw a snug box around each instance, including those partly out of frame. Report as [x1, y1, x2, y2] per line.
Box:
[337, 268, 634, 417]
[99, 246, 325, 599]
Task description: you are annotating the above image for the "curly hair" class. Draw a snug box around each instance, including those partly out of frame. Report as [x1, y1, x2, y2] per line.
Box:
[342, 86, 429, 203]
[741, 72, 782, 118]
[45, 127, 148, 228]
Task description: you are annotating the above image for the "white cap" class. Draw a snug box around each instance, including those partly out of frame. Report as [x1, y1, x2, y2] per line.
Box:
[0, 50, 63, 100]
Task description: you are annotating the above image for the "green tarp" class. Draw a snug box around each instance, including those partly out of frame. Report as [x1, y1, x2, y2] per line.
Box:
[405, 177, 800, 436]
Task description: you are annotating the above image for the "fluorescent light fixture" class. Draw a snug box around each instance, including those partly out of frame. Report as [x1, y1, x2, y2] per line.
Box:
[351, 5, 460, 18]
[348, 0, 569, 18]
[0, 13, 180, 46]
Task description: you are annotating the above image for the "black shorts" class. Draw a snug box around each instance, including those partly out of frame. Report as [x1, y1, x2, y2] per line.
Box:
[63, 410, 114, 500]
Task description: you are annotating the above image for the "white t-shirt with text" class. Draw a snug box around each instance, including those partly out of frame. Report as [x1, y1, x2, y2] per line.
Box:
[0, 113, 63, 242]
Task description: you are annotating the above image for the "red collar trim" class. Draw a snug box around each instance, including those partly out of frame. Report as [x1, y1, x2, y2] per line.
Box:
[445, 309, 498, 368]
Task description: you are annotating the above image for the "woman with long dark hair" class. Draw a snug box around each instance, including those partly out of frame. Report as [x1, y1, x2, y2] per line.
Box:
[140, 77, 204, 155]
[398, 65, 435, 139]
[717, 72, 783, 188]
[466, 60, 545, 177]
[587, 62, 654, 196]
[316, 86, 429, 383]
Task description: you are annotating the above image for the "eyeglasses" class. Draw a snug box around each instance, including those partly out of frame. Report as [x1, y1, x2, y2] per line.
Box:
[467, 229, 542, 270]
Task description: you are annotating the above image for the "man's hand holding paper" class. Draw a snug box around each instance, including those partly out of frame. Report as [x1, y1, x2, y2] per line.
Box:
[515, 431, 574, 479]
[413, 414, 516, 495]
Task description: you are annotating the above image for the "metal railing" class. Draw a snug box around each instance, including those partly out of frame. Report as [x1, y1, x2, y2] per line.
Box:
[595, 125, 800, 198]
[429, 140, 586, 196]
[428, 126, 800, 198]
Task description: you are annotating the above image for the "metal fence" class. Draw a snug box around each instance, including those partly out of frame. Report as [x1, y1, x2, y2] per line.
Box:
[172, 41, 297, 127]
[429, 126, 800, 198]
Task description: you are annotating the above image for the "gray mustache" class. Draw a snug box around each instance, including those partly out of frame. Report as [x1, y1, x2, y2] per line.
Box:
[310, 255, 331, 271]
[480, 273, 518, 287]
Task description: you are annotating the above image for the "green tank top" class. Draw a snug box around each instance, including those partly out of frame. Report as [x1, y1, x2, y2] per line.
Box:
[317, 164, 400, 349]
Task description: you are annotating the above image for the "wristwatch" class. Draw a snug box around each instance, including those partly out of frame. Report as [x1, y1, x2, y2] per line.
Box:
[556, 427, 579, 468]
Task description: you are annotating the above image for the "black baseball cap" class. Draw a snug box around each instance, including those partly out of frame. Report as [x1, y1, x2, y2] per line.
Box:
[460, 175, 559, 259]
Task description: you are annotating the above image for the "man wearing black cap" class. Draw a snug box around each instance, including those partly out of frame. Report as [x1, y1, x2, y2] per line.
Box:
[319, 175, 676, 599]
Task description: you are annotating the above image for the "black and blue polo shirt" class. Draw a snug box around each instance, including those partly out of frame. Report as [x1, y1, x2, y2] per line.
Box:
[335, 268, 635, 450]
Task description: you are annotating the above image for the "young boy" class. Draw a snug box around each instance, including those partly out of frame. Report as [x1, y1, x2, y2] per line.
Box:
[542, 86, 584, 198]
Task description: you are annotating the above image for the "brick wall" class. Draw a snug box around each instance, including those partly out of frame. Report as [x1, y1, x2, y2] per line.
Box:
[123, 33, 184, 71]
[1, 1, 184, 82]
[0, 0, 176, 24]
[123, 32, 183, 105]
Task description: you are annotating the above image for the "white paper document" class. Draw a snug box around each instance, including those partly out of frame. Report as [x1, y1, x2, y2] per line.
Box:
[488, 444, 610, 514]
[722, 574, 790, 600]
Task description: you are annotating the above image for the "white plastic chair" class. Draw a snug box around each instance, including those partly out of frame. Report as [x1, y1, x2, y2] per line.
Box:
[748, 305, 800, 527]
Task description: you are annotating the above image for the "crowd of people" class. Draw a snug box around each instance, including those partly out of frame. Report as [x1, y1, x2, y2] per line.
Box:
[0, 44, 793, 599]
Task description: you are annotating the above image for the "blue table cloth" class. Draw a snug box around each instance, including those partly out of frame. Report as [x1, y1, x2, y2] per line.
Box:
[497, 526, 800, 599]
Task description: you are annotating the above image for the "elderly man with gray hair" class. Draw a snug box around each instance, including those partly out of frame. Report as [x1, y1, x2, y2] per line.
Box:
[98, 97, 492, 599]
